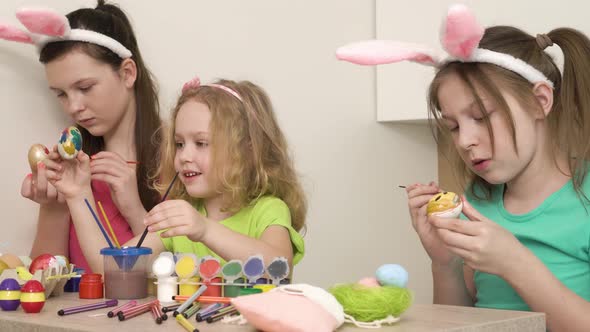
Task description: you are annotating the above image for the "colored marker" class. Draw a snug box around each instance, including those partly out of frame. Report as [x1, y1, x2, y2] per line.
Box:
[162, 303, 181, 313]
[197, 304, 234, 322]
[182, 303, 201, 319]
[173, 295, 231, 304]
[176, 314, 199, 332]
[206, 308, 238, 323]
[57, 299, 118, 316]
[173, 285, 207, 317]
[107, 300, 137, 318]
[195, 303, 223, 321]
[151, 305, 163, 324]
[117, 300, 159, 321]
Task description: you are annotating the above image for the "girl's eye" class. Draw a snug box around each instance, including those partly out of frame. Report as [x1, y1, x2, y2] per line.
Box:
[79, 85, 93, 92]
[175, 142, 184, 148]
[196, 141, 209, 148]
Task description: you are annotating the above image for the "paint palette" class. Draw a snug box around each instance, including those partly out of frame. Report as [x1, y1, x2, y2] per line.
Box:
[57, 126, 82, 160]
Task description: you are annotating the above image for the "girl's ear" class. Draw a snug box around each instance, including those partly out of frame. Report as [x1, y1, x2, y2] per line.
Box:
[119, 58, 137, 89]
[532, 82, 553, 117]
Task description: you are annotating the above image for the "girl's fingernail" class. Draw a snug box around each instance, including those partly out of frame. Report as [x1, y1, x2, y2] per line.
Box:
[38, 162, 45, 169]
[27, 173, 32, 178]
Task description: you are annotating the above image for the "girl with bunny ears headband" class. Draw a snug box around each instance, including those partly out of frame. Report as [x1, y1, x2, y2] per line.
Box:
[7, 1, 162, 275]
[339, 4, 590, 331]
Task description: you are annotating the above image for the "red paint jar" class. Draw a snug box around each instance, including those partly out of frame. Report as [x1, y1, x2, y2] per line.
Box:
[79, 273, 104, 299]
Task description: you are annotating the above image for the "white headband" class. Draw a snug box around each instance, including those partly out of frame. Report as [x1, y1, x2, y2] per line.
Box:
[0, 7, 132, 59]
[335, 4, 554, 88]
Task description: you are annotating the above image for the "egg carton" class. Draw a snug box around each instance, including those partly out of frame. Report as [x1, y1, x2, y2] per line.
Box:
[0, 264, 75, 298]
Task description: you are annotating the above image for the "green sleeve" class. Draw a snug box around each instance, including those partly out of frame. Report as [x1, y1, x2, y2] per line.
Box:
[252, 197, 305, 265]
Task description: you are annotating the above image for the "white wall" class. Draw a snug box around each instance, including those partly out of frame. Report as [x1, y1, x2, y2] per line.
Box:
[0, 1, 437, 304]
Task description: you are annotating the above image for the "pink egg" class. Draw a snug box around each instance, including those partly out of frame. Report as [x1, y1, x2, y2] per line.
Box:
[358, 277, 380, 288]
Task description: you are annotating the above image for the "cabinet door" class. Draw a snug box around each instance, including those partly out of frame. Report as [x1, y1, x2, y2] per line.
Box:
[376, 0, 581, 123]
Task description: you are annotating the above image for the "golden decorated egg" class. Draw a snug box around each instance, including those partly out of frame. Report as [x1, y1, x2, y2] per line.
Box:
[427, 191, 463, 218]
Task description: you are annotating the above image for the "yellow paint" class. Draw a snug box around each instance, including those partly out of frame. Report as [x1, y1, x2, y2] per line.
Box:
[427, 191, 461, 215]
[179, 277, 199, 296]
[0, 290, 21, 300]
[20, 292, 45, 302]
[175, 256, 196, 279]
[253, 284, 276, 293]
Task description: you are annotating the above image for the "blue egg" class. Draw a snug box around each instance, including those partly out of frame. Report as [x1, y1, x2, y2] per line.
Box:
[376, 264, 408, 288]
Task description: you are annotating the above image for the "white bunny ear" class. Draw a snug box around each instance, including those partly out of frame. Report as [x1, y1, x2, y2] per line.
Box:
[0, 23, 33, 43]
[440, 4, 484, 60]
[336, 40, 441, 66]
[16, 7, 70, 37]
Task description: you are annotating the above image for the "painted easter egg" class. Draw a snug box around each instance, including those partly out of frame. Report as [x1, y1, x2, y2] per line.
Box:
[0, 254, 24, 269]
[27, 144, 50, 172]
[29, 254, 57, 274]
[357, 277, 380, 288]
[57, 126, 83, 160]
[20, 280, 45, 313]
[0, 278, 21, 311]
[376, 264, 408, 288]
[427, 191, 463, 219]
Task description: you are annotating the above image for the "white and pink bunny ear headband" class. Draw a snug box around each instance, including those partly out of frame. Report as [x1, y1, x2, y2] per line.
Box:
[336, 4, 554, 88]
[0, 7, 132, 59]
[182, 76, 243, 102]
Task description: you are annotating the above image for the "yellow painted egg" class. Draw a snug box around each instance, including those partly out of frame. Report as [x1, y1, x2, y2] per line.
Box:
[27, 144, 49, 172]
[427, 191, 463, 218]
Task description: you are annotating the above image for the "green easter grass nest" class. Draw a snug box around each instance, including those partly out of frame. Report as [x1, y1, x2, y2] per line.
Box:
[329, 283, 412, 322]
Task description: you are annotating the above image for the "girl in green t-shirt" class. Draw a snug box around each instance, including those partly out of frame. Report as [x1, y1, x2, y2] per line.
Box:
[141, 77, 307, 270]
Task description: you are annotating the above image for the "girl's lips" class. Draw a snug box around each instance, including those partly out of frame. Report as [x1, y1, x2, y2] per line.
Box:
[473, 159, 490, 171]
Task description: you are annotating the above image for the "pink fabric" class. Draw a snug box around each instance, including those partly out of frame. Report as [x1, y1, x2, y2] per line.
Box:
[336, 40, 438, 66]
[231, 291, 339, 332]
[440, 4, 484, 60]
[16, 7, 69, 36]
[68, 180, 134, 273]
[0, 24, 33, 43]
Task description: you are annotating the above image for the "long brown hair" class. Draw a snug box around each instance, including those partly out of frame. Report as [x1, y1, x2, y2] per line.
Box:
[429, 26, 590, 202]
[155, 79, 307, 232]
[39, 0, 162, 210]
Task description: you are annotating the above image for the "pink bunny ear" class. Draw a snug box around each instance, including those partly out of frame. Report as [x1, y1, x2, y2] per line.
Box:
[16, 7, 70, 37]
[0, 23, 33, 43]
[182, 76, 201, 93]
[440, 4, 484, 59]
[336, 40, 440, 66]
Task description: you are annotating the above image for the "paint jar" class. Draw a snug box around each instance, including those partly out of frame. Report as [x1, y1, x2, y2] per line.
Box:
[157, 276, 178, 304]
[146, 275, 157, 297]
[100, 246, 152, 299]
[239, 287, 263, 296]
[253, 284, 276, 293]
[79, 273, 103, 299]
[179, 276, 199, 296]
[63, 267, 85, 292]
[223, 277, 245, 298]
[202, 277, 222, 297]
